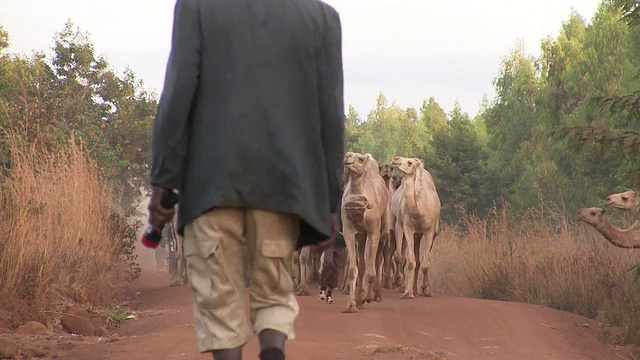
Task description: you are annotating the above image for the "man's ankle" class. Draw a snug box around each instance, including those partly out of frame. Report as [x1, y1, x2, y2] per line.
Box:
[259, 347, 285, 360]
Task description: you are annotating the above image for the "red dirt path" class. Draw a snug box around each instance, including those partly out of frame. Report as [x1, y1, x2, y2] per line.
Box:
[55, 270, 629, 360]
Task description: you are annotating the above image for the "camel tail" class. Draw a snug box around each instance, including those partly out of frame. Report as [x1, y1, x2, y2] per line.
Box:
[343, 194, 372, 224]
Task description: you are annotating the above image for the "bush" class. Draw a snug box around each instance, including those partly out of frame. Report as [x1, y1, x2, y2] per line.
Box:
[431, 202, 640, 346]
[0, 134, 141, 327]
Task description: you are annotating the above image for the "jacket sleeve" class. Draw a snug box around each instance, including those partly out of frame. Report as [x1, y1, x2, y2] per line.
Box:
[150, 0, 201, 191]
[317, 4, 346, 213]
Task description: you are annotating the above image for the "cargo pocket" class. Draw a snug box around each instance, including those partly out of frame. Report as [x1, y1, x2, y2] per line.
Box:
[182, 226, 223, 295]
[259, 239, 294, 293]
[261, 239, 291, 258]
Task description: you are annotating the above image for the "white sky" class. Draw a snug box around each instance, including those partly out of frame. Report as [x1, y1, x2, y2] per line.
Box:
[1, 0, 602, 119]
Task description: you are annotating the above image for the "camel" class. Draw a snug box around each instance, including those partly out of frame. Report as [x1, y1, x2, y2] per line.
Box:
[391, 157, 441, 299]
[293, 246, 321, 296]
[392, 174, 402, 191]
[606, 190, 640, 227]
[342, 152, 391, 313]
[291, 249, 301, 288]
[577, 207, 640, 248]
[378, 163, 398, 289]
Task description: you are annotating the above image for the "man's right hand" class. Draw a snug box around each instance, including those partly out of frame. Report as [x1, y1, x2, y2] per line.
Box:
[147, 186, 177, 233]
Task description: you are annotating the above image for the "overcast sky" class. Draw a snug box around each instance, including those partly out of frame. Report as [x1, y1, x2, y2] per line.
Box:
[1, 0, 602, 119]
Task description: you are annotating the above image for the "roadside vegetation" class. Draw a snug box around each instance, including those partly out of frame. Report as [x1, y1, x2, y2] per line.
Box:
[0, 0, 639, 352]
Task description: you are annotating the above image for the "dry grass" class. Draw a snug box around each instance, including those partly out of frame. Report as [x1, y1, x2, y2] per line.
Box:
[431, 201, 640, 346]
[0, 134, 140, 327]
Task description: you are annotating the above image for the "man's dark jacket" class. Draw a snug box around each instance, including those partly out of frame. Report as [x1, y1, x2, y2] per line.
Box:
[151, 0, 345, 249]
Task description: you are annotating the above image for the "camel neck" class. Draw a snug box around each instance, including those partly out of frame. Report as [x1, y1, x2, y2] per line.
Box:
[383, 176, 393, 194]
[349, 174, 365, 194]
[596, 220, 640, 249]
[402, 173, 419, 210]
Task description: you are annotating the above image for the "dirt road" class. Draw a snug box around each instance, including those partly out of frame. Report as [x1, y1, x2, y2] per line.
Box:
[55, 271, 627, 360]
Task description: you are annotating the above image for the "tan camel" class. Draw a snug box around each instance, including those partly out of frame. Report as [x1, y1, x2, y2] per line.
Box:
[378, 163, 398, 289]
[342, 152, 391, 313]
[291, 249, 301, 289]
[391, 157, 441, 299]
[293, 246, 321, 296]
[577, 207, 640, 248]
[392, 174, 402, 191]
[606, 190, 640, 227]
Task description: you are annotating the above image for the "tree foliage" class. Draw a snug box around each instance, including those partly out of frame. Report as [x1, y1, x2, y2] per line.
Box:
[2, 0, 639, 226]
[346, 0, 640, 224]
[0, 20, 157, 208]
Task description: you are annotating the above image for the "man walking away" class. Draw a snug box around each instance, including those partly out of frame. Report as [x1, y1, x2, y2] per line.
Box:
[146, 1, 345, 359]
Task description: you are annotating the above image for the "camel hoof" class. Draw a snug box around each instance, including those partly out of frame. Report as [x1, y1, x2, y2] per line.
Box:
[375, 296, 382, 302]
[296, 290, 310, 296]
[401, 292, 415, 299]
[343, 303, 360, 313]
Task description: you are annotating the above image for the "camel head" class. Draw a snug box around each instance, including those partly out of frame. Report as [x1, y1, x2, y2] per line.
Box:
[344, 151, 370, 175]
[577, 207, 606, 228]
[606, 190, 639, 210]
[391, 156, 423, 177]
[378, 163, 393, 181]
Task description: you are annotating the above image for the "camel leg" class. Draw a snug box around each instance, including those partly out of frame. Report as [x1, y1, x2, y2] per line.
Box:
[312, 251, 322, 285]
[383, 230, 395, 289]
[355, 235, 367, 309]
[343, 228, 360, 313]
[339, 256, 349, 293]
[393, 219, 404, 289]
[291, 250, 300, 288]
[401, 226, 417, 299]
[296, 247, 311, 296]
[362, 223, 381, 303]
[418, 230, 437, 297]
[374, 234, 386, 302]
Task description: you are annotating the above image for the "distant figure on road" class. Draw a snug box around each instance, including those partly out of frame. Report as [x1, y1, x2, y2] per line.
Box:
[318, 198, 346, 304]
[146, 1, 345, 360]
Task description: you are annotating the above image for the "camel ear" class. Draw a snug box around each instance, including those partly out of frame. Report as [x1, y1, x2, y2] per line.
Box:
[602, 208, 606, 215]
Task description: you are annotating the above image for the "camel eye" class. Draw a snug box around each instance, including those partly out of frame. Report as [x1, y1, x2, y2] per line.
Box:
[408, 161, 413, 165]
[591, 211, 597, 216]
[623, 196, 629, 201]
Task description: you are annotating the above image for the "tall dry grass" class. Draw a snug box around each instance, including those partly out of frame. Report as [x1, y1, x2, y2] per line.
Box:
[430, 201, 640, 345]
[0, 134, 140, 326]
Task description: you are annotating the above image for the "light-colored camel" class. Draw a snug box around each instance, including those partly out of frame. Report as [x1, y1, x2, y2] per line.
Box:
[606, 190, 640, 227]
[577, 207, 640, 248]
[291, 249, 301, 288]
[293, 246, 321, 296]
[606, 190, 640, 210]
[391, 157, 441, 299]
[392, 174, 402, 191]
[342, 152, 391, 313]
[378, 163, 399, 289]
